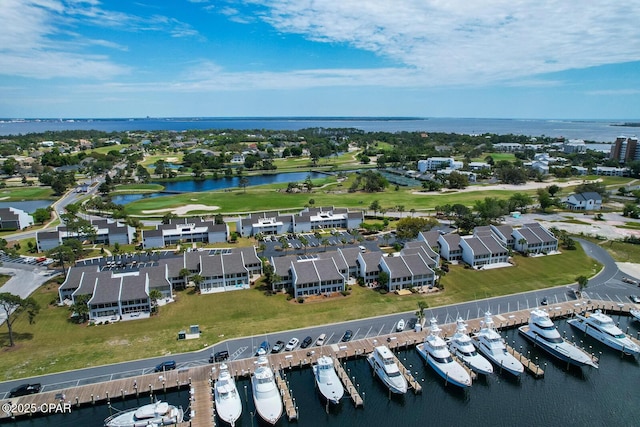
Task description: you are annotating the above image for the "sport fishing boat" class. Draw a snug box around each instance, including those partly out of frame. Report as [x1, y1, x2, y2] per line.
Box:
[568, 310, 640, 356]
[472, 311, 524, 377]
[313, 355, 344, 404]
[104, 401, 183, 427]
[447, 317, 494, 376]
[519, 309, 598, 368]
[417, 318, 472, 388]
[367, 345, 408, 394]
[251, 356, 283, 425]
[214, 363, 242, 426]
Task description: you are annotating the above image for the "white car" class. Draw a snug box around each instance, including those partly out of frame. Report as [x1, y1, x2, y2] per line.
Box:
[285, 337, 299, 351]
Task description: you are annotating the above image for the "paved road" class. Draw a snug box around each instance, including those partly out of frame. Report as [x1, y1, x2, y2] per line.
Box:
[2, 239, 639, 397]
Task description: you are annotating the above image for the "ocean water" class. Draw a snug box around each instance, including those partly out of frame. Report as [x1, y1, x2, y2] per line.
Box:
[0, 117, 635, 142]
[4, 316, 639, 426]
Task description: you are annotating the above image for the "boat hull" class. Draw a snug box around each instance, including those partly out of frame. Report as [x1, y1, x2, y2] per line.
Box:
[454, 351, 494, 376]
[473, 339, 524, 377]
[313, 362, 344, 404]
[367, 354, 407, 394]
[518, 326, 597, 368]
[568, 318, 640, 357]
[416, 344, 472, 388]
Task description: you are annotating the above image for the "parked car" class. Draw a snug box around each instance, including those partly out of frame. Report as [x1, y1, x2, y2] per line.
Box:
[209, 350, 229, 363]
[285, 337, 299, 351]
[540, 296, 549, 305]
[255, 340, 270, 356]
[341, 330, 353, 342]
[300, 336, 313, 348]
[406, 318, 417, 330]
[154, 360, 176, 372]
[315, 333, 327, 346]
[9, 383, 41, 397]
[623, 277, 639, 285]
[628, 295, 640, 304]
[271, 340, 286, 353]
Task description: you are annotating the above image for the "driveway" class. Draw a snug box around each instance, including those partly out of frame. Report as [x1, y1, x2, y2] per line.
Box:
[0, 263, 60, 325]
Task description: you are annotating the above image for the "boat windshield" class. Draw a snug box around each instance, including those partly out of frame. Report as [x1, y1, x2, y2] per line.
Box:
[258, 376, 272, 384]
[607, 331, 626, 339]
[534, 322, 556, 331]
[383, 357, 395, 366]
[388, 370, 402, 378]
[461, 350, 477, 357]
[535, 332, 563, 343]
[432, 355, 453, 364]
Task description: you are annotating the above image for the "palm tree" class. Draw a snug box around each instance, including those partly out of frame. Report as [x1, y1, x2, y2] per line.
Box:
[258, 243, 266, 257]
[191, 274, 204, 292]
[321, 237, 329, 252]
[239, 176, 249, 193]
[576, 275, 589, 293]
[179, 268, 191, 289]
[149, 289, 163, 313]
[278, 236, 289, 254]
[396, 205, 405, 218]
[299, 236, 309, 254]
[416, 300, 428, 327]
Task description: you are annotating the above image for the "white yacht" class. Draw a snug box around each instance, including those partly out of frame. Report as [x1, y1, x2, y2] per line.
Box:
[473, 311, 524, 377]
[251, 357, 283, 425]
[367, 345, 408, 394]
[104, 401, 183, 427]
[416, 318, 472, 388]
[447, 317, 494, 376]
[313, 355, 344, 404]
[631, 309, 640, 322]
[214, 363, 242, 426]
[519, 309, 598, 368]
[568, 310, 640, 357]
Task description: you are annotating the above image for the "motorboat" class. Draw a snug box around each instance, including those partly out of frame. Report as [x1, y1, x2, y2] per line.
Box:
[104, 401, 183, 427]
[214, 363, 242, 426]
[447, 317, 493, 376]
[519, 309, 598, 368]
[396, 318, 405, 332]
[367, 345, 408, 394]
[472, 312, 524, 377]
[251, 356, 283, 425]
[416, 318, 472, 388]
[313, 355, 344, 404]
[631, 309, 640, 322]
[568, 310, 640, 357]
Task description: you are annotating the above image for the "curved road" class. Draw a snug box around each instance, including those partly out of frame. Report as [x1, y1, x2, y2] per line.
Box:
[2, 239, 639, 397]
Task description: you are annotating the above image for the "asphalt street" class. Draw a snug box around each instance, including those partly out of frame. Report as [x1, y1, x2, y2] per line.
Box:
[2, 239, 640, 397]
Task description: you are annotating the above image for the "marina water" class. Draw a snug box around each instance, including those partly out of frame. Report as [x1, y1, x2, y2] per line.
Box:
[4, 316, 638, 426]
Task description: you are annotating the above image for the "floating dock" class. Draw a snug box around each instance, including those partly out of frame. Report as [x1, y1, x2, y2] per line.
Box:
[333, 358, 364, 407]
[390, 353, 422, 393]
[1, 299, 636, 425]
[274, 370, 298, 421]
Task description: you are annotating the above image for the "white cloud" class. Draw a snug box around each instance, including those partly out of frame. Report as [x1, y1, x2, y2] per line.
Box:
[239, 0, 640, 86]
[586, 89, 640, 96]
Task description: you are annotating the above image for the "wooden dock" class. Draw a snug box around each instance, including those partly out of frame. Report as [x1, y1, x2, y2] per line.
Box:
[333, 358, 364, 407]
[274, 370, 298, 421]
[389, 353, 422, 393]
[505, 343, 545, 378]
[185, 380, 214, 427]
[2, 298, 638, 423]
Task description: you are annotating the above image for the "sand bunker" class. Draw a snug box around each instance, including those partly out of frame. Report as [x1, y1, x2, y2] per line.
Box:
[142, 204, 220, 215]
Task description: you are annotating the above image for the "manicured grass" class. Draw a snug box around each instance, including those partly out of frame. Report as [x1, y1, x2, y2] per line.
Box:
[0, 187, 55, 201]
[595, 239, 640, 263]
[123, 185, 533, 217]
[113, 183, 165, 193]
[0, 247, 597, 381]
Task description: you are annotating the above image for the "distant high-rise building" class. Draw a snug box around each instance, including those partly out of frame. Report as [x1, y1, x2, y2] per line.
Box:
[610, 136, 639, 163]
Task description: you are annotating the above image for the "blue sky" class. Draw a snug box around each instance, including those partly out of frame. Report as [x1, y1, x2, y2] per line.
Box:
[1, 0, 639, 119]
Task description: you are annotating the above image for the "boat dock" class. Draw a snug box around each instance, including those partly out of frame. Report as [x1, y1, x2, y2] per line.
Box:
[389, 353, 422, 393]
[333, 357, 364, 407]
[274, 370, 298, 421]
[189, 380, 215, 426]
[2, 299, 636, 424]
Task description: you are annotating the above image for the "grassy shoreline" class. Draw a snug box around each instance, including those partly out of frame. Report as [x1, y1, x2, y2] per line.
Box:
[0, 247, 597, 381]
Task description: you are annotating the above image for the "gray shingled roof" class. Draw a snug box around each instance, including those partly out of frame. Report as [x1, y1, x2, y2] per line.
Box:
[314, 258, 343, 282]
[292, 261, 319, 284]
[383, 256, 412, 278]
[359, 252, 383, 273]
[401, 254, 433, 276]
[463, 237, 491, 256]
[477, 235, 506, 254]
[516, 228, 543, 244]
[121, 276, 148, 300]
[89, 276, 120, 305]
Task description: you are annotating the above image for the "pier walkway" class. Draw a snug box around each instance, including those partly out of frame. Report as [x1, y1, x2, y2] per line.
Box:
[274, 371, 298, 421]
[333, 358, 364, 407]
[188, 380, 215, 427]
[2, 299, 637, 424]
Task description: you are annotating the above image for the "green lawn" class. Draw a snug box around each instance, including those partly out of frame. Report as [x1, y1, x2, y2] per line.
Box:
[113, 183, 165, 193]
[0, 247, 597, 381]
[0, 187, 56, 201]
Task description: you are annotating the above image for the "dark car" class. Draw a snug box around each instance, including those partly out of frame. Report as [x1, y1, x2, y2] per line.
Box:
[629, 295, 640, 304]
[271, 340, 286, 353]
[407, 318, 418, 330]
[300, 336, 313, 349]
[9, 383, 41, 397]
[341, 329, 353, 342]
[209, 350, 229, 363]
[154, 360, 177, 372]
[540, 296, 549, 305]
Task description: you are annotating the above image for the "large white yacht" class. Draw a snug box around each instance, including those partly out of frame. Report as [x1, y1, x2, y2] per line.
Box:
[447, 317, 494, 376]
[473, 311, 524, 377]
[214, 363, 243, 426]
[367, 345, 408, 394]
[568, 310, 640, 357]
[519, 309, 598, 368]
[251, 357, 283, 425]
[416, 318, 472, 388]
[104, 401, 183, 427]
[313, 355, 344, 404]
